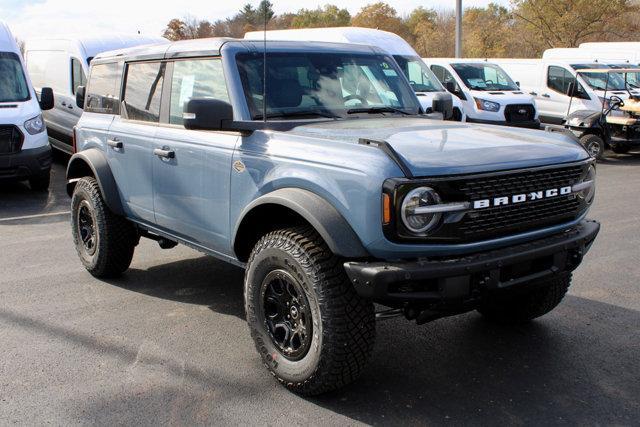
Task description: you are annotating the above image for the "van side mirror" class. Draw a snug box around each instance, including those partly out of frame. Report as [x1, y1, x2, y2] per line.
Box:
[566, 82, 576, 97]
[516, 81, 520, 88]
[76, 86, 86, 109]
[432, 92, 453, 120]
[184, 98, 233, 131]
[445, 81, 457, 94]
[39, 87, 54, 111]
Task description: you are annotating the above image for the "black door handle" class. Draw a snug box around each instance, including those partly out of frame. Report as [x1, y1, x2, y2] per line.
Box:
[107, 138, 122, 149]
[154, 148, 175, 159]
[541, 93, 551, 98]
[529, 91, 538, 96]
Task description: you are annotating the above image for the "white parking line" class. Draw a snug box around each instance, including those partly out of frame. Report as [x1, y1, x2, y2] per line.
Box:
[0, 211, 71, 223]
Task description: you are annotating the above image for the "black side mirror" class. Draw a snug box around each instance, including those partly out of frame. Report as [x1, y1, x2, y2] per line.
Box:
[432, 92, 453, 120]
[39, 87, 54, 111]
[516, 81, 521, 88]
[76, 86, 86, 109]
[567, 82, 576, 97]
[445, 81, 457, 93]
[184, 98, 233, 131]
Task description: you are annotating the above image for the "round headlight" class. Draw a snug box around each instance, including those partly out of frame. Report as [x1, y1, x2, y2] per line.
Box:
[401, 187, 442, 234]
[579, 165, 596, 204]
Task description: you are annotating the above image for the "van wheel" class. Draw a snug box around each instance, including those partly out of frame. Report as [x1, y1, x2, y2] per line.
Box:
[71, 177, 137, 278]
[244, 226, 376, 396]
[580, 134, 605, 160]
[477, 273, 571, 323]
[29, 170, 50, 191]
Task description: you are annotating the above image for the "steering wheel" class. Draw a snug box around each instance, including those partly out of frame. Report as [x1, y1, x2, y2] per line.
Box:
[343, 94, 368, 106]
[609, 95, 624, 110]
[485, 79, 494, 85]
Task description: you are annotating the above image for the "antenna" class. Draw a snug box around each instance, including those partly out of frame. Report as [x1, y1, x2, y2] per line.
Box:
[262, 4, 267, 123]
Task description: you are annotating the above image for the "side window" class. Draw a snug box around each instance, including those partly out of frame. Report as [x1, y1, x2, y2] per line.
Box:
[123, 61, 166, 123]
[71, 58, 86, 95]
[85, 62, 121, 114]
[431, 65, 458, 90]
[547, 66, 571, 94]
[169, 59, 229, 125]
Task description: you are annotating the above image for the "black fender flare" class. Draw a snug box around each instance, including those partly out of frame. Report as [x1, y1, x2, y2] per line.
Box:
[234, 188, 369, 258]
[66, 148, 125, 216]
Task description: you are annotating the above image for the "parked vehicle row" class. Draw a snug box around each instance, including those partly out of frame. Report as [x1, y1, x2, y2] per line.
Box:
[66, 37, 599, 396]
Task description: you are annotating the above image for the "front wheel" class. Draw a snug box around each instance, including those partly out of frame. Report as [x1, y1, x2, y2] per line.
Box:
[580, 134, 605, 160]
[477, 273, 571, 323]
[244, 226, 376, 396]
[71, 177, 137, 278]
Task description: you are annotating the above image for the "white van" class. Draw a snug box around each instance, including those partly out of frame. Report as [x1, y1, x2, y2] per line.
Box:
[0, 22, 54, 190]
[493, 58, 639, 124]
[24, 35, 167, 153]
[244, 27, 465, 120]
[423, 58, 540, 128]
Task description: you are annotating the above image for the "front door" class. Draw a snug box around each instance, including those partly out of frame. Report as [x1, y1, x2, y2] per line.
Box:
[152, 58, 238, 251]
[538, 65, 592, 124]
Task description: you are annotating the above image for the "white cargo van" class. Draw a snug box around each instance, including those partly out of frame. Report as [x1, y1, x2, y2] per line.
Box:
[24, 35, 167, 153]
[0, 22, 54, 190]
[423, 58, 540, 128]
[244, 27, 465, 120]
[493, 58, 639, 124]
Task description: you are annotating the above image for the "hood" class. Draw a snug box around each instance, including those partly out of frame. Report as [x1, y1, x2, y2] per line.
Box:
[287, 117, 589, 177]
[0, 100, 40, 125]
[472, 91, 534, 104]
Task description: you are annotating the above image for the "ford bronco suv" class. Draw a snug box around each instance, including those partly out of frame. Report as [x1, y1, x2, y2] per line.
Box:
[67, 38, 600, 395]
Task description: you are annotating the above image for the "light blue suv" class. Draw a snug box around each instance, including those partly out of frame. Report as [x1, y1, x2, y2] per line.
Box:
[67, 38, 600, 395]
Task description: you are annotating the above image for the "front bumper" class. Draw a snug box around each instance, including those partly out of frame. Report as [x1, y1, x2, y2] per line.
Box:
[467, 117, 541, 129]
[344, 220, 599, 304]
[0, 145, 52, 180]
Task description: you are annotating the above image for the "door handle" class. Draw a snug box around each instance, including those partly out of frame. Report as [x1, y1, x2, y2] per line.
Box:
[154, 148, 175, 159]
[529, 91, 538, 96]
[107, 138, 123, 149]
[61, 101, 67, 106]
[541, 93, 551, 98]
[67, 104, 73, 109]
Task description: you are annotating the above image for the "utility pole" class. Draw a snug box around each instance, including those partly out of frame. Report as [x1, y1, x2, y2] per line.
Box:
[455, 0, 462, 58]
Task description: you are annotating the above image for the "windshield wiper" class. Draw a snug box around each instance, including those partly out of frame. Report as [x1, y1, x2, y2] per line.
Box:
[254, 109, 340, 120]
[346, 106, 412, 116]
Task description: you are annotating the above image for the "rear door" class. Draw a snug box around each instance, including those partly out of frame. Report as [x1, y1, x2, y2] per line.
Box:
[152, 57, 239, 251]
[106, 60, 165, 223]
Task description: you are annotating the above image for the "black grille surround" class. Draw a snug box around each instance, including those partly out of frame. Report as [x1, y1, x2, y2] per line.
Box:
[504, 104, 535, 123]
[0, 125, 24, 154]
[383, 161, 593, 244]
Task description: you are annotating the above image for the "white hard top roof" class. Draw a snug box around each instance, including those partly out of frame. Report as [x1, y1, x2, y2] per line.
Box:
[0, 21, 19, 54]
[244, 27, 417, 56]
[25, 34, 168, 59]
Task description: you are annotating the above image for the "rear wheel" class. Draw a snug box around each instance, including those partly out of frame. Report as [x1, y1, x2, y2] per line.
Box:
[478, 274, 571, 323]
[580, 134, 605, 160]
[244, 226, 376, 395]
[71, 177, 137, 278]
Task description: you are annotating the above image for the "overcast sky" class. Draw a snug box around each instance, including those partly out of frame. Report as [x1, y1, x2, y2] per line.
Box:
[2, 0, 511, 40]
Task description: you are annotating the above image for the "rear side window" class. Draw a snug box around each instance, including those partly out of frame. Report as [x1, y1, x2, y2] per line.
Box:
[123, 61, 165, 123]
[85, 62, 121, 114]
[71, 58, 86, 95]
[169, 59, 229, 125]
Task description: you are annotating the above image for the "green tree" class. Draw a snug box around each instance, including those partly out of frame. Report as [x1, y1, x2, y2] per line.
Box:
[291, 5, 351, 28]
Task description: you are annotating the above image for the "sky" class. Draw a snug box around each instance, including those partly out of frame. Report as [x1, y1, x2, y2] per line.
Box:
[1, 0, 511, 40]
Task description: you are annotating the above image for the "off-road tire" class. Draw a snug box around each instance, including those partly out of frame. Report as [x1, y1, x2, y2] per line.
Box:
[477, 273, 571, 323]
[611, 143, 631, 154]
[29, 170, 50, 191]
[580, 134, 605, 160]
[244, 226, 376, 396]
[71, 177, 137, 278]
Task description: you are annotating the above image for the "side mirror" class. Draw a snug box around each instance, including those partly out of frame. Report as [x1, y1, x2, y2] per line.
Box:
[567, 82, 576, 97]
[445, 81, 457, 94]
[516, 81, 521, 88]
[39, 87, 54, 111]
[432, 92, 453, 120]
[76, 86, 86, 109]
[184, 98, 233, 131]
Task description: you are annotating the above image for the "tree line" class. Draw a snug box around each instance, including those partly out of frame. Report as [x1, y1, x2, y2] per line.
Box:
[162, 0, 640, 58]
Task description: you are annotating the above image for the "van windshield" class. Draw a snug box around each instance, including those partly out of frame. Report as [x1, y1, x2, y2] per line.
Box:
[450, 63, 519, 91]
[392, 55, 444, 93]
[236, 52, 420, 120]
[571, 64, 628, 91]
[0, 52, 30, 102]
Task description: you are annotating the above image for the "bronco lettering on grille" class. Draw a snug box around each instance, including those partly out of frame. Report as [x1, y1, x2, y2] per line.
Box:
[472, 186, 573, 209]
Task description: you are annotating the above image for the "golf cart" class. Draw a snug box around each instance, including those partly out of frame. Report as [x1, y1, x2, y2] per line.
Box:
[557, 68, 640, 159]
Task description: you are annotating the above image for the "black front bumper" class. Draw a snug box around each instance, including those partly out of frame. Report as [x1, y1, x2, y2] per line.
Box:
[344, 220, 600, 304]
[0, 145, 52, 180]
[467, 117, 541, 129]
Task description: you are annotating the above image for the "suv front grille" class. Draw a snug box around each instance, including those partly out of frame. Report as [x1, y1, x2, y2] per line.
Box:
[0, 125, 24, 154]
[504, 104, 535, 122]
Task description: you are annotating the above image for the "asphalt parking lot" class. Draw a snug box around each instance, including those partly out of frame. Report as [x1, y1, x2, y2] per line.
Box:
[1, 151, 639, 426]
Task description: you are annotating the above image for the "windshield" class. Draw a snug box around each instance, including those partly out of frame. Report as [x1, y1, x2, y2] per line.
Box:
[571, 64, 628, 91]
[450, 62, 519, 91]
[392, 55, 444, 93]
[0, 52, 30, 103]
[236, 52, 420, 120]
